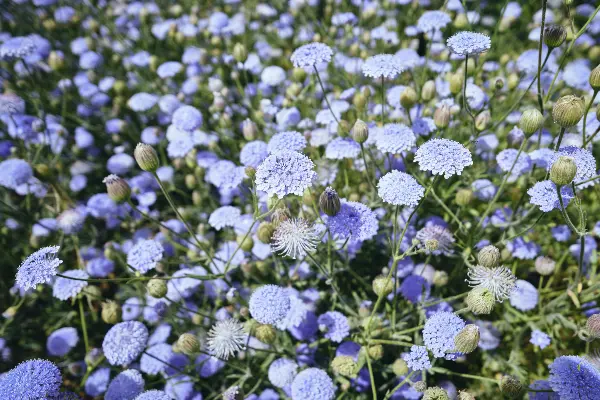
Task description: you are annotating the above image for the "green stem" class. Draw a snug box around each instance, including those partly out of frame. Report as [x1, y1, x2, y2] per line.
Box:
[554, 127, 566, 151]
[582, 90, 598, 145]
[430, 367, 498, 383]
[556, 184, 578, 234]
[384, 371, 416, 400]
[537, 0, 547, 113]
[365, 350, 378, 400]
[79, 298, 90, 354]
[314, 66, 340, 124]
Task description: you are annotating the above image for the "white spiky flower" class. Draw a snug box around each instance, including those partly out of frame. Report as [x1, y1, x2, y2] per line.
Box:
[271, 218, 318, 259]
[466, 265, 517, 302]
[207, 318, 247, 360]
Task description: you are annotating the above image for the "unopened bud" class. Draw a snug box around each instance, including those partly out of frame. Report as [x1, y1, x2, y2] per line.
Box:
[232, 43, 247, 63]
[101, 301, 121, 324]
[433, 270, 448, 286]
[455, 188, 473, 206]
[331, 355, 357, 377]
[544, 25, 567, 48]
[392, 358, 409, 376]
[499, 375, 523, 398]
[586, 314, 600, 338]
[478, 245, 500, 268]
[550, 156, 577, 186]
[147, 278, 168, 298]
[319, 187, 341, 216]
[177, 333, 200, 355]
[466, 287, 495, 315]
[255, 324, 276, 344]
[421, 80, 436, 101]
[368, 345, 384, 360]
[590, 64, 600, 90]
[434, 105, 451, 129]
[103, 175, 131, 203]
[534, 256, 556, 276]
[372, 275, 394, 297]
[134, 143, 159, 172]
[475, 110, 491, 132]
[552, 95, 585, 127]
[400, 87, 418, 109]
[454, 324, 480, 353]
[519, 108, 544, 135]
[449, 73, 463, 95]
[257, 222, 275, 244]
[236, 234, 254, 252]
[352, 119, 369, 143]
[242, 119, 257, 140]
[423, 387, 449, 400]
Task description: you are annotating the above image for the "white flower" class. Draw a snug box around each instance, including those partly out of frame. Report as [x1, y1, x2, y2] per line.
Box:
[207, 319, 247, 360]
[466, 265, 517, 302]
[271, 218, 318, 259]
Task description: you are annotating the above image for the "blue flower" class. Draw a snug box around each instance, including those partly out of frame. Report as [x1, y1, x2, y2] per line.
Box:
[530, 330, 551, 349]
[416, 225, 455, 256]
[549, 146, 597, 189]
[127, 93, 158, 112]
[255, 151, 316, 198]
[79, 50, 103, 69]
[417, 11, 451, 32]
[496, 149, 532, 179]
[52, 269, 89, 300]
[291, 368, 336, 400]
[415, 138, 473, 178]
[134, 390, 171, 400]
[318, 311, 350, 343]
[105, 369, 145, 400]
[0, 359, 61, 399]
[472, 179, 497, 200]
[475, 320, 501, 350]
[268, 358, 299, 388]
[291, 42, 333, 68]
[209, 206, 241, 230]
[507, 237, 540, 260]
[509, 279, 539, 311]
[140, 343, 173, 375]
[16, 245, 62, 291]
[249, 285, 291, 325]
[423, 311, 465, 359]
[156, 61, 182, 78]
[85, 367, 110, 397]
[0, 159, 32, 189]
[268, 131, 307, 154]
[127, 239, 164, 273]
[362, 54, 404, 79]
[400, 275, 431, 303]
[47, 327, 78, 356]
[326, 200, 378, 243]
[549, 356, 600, 399]
[377, 170, 424, 206]
[240, 140, 269, 167]
[325, 137, 361, 160]
[102, 321, 148, 366]
[403, 345, 432, 371]
[206, 160, 246, 190]
[447, 31, 491, 56]
[172, 105, 203, 132]
[0, 36, 36, 59]
[528, 180, 574, 212]
[86, 257, 115, 278]
[376, 123, 416, 154]
[528, 380, 559, 400]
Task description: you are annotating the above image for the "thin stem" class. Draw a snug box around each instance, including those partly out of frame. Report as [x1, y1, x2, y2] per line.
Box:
[360, 143, 377, 192]
[582, 90, 598, 144]
[430, 367, 498, 384]
[537, 0, 547, 113]
[462, 55, 469, 114]
[381, 76, 386, 126]
[554, 127, 566, 151]
[314, 66, 340, 124]
[384, 371, 416, 400]
[365, 350, 378, 400]
[79, 298, 90, 354]
[556, 185, 578, 234]
[575, 173, 600, 187]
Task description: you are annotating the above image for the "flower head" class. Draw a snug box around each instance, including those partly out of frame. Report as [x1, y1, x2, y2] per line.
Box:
[548, 146, 597, 189]
[423, 311, 465, 359]
[268, 131, 307, 154]
[509, 279, 539, 311]
[134, 390, 171, 400]
[103, 321, 148, 366]
[326, 200, 378, 243]
[418, 11, 451, 32]
[530, 330, 551, 349]
[0, 159, 33, 190]
[268, 358, 299, 388]
[207, 318, 247, 360]
[291, 42, 333, 68]
[0, 359, 61, 399]
[403, 345, 432, 371]
[376, 123, 416, 154]
[378, 170, 424, 206]
[362, 54, 404, 79]
[415, 139, 473, 178]
[209, 206, 241, 230]
[240, 140, 268, 168]
[47, 327, 78, 356]
[52, 270, 89, 300]
[255, 151, 316, 198]
[528, 180, 574, 212]
[206, 160, 246, 190]
[16, 245, 62, 291]
[318, 311, 350, 343]
[105, 369, 145, 400]
[416, 225, 455, 256]
[549, 356, 600, 399]
[447, 31, 491, 56]
[325, 137, 361, 160]
[249, 285, 291, 325]
[172, 105, 202, 132]
[291, 368, 336, 400]
[467, 265, 517, 302]
[272, 218, 318, 259]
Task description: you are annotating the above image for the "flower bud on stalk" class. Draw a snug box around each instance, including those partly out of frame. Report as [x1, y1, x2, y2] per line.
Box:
[590, 65, 600, 90]
[372, 275, 394, 296]
[147, 278, 168, 298]
[454, 324, 480, 353]
[544, 25, 567, 48]
[499, 375, 523, 398]
[466, 287, 495, 315]
[101, 301, 121, 324]
[352, 119, 369, 143]
[176, 333, 200, 355]
[103, 174, 131, 203]
[319, 187, 341, 216]
[550, 156, 577, 186]
[519, 108, 544, 135]
[586, 314, 600, 338]
[331, 355, 357, 377]
[255, 324, 276, 344]
[232, 43, 247, 63]
[478, 245, 500, 268]
[421, 80, 436, 101]
[400, 87, 418, 109]
[423, 387, 449, 400]
[392, 359, 409, 376]
[434, 105, 450, 129]
[552, 95, 585, 127]
[134, 143, 159, 172]
[535, 256, 556, 276]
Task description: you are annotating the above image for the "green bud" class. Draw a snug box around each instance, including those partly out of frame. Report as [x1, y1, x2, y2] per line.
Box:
[457, 391, 476, 400]
[352, 119, 369, 143]
[466, 287, 495, 315]
[147, 278, 168, 298]
[550, 155, 577, 186]
[535, 256, 556, 276]
[331, 355, 358, 378]
[433, 270, 449, 287]
[257, 222, 275, 244]
[421, 80, 436, 101]
[232, 43, 248, 63]
[101, 301, 121, 324]
[255, 324, 276, 344]
[478, 245, 500, 268]
[236, 234, 254, 252]
[519, 109, 544, 135]
[590, 64, 600, 90]
[423, 387, 449, 400]
[372, 275, 394, 297]
[176, 333, 200, 355]
[552, 95, 585, 127]
[499, 375, 523, 398]
[319, 187, 341, 216]
[134, 143, 159, 172]
[455, 188, 474, 206]
[449, 73, 463, 95]
[454, 324, 480, 353]
[400, 87, 418, 109]
[392, 359, 409, 376]
[103, 174, 131, 203]
[586, 314, 600, 338]
[475, 110, 491, 132]
[434, 105, 451, 129]
[544, 25, 567, 48]
[367, 345, 384, 360]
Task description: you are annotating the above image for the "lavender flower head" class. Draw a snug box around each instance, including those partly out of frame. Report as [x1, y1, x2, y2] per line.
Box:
[126, 239, 164, 273]
[318, 311, 350, 343]
[414, 139, 473, 178]
[378, 170, 424, 206]
[249, 285, 291, 325]
[417, 11, 452, 32]
[403, 345, 432, 371]
[447, 31, 491, 56]
[548, 356, 600, 399]
[376, 123, 416, 154]
[528, 180, 574, 212]
[291, 368, 336, 400]
[423, 311, 465, 359]
[291, 42, 333, 68]
[102, 321, 148, 366]
[0, 159, 33, 190]
[362, 54, 404, 79]
[52, 269, 88, 300]
[0, 359, 61, 399]
[16, 245, 62, 291]
[255, 151, 316, 198]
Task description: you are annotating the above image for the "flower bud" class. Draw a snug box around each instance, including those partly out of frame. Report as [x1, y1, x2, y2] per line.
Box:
[434, 105, 451, 129]
[353, 93, 367, 110]
[586, 314, 600, 338]
[103, 174, 131, 203]
[552, 95, 585, 127]
[232, 43, 247, 63]
[500, 375, 523, 398]
[477, 245, 500, 268]
[176, 333, 200, 355]
[147, 278, 168, 298]
[400, 87, 418, 109]
[292, 68, 307, 82]
[319, 187, 341, 216]
[413, 381, 427, 392]
[101, 301, 121, 324]
[257, 222, 275, 244]
[590, 65, 600, 90]
[455, 188, 473, 206]
[255, 324, 277, 344]
[236, 234, 254, 252]
[223, 386, 244, 400]
[454, 324, 480, 353]
[550, 155, 577, 186]
[134, 143, 159, 172]
[449, 73, 463, 95]
[495, 78, 504, 90]
[421, 81, 436, 101]
[544, 25, 567, 48]
[519, 108, 544, 135]
[242, 119, 257, 141]
[392, 358, 409, 376]
[352, 119, 369, 143]
[244, 166, 256, 181]
[457, 391, 476, 400]
[337, 120, 350, 137]
[423, 387, 449, 400]
[368, 345, 384, 360]
[433, 270, 449, 287]
[372, 275, 394, 297]
[48, 51, 64, 70]
[466, 287, 495, 315]
[475, 110, 491, 132]
[331, 355, 357, 377]
[534, 256, 556, 276]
